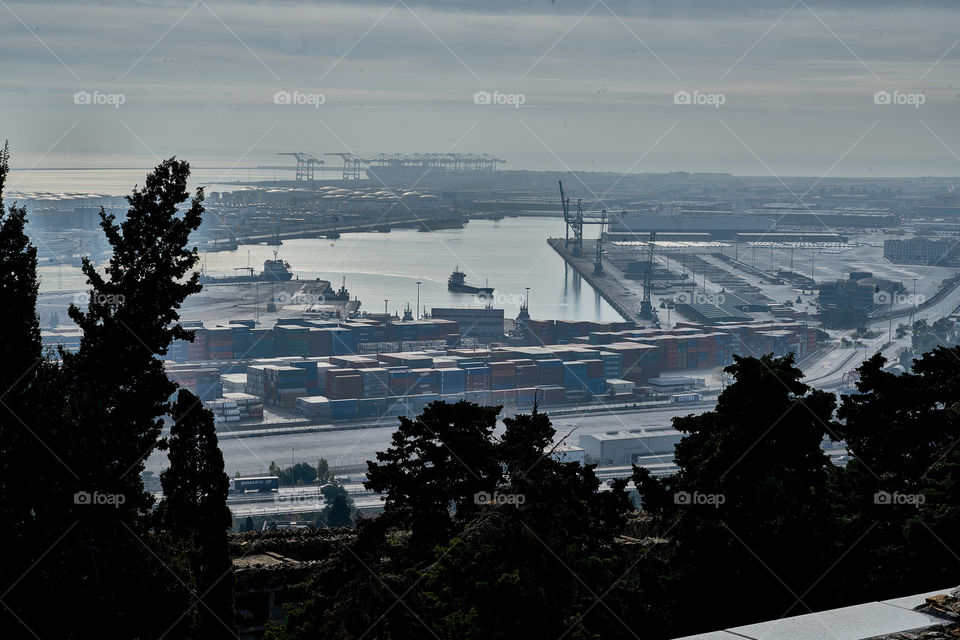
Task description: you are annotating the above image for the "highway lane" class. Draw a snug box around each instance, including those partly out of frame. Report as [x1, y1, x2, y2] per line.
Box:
[145, 403, 716, 478]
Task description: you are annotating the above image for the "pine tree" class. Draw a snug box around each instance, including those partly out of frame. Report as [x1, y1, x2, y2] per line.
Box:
[156, 389, 235, 638]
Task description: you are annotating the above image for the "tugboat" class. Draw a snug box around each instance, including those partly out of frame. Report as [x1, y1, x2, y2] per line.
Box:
[447, 266, 494, 295]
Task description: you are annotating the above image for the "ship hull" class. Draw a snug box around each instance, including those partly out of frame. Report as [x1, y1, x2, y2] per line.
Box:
[448, 283, 494, 294]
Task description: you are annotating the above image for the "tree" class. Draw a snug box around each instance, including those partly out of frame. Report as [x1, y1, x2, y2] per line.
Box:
[634, 354, 837, 635]
[156, 389, 235, 638]
[10, 157, 206, 637]
[832, 348, 960, 601]
[0, 141, 56, 639]
[326, 494, 353, 527]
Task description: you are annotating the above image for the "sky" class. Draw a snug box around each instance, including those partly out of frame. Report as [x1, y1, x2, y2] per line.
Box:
[1, 0, 959, 181]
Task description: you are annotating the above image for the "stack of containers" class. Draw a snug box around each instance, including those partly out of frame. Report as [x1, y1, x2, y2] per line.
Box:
[289, 361, 319, 396]
[226, 324, 252, 358]
[331, 355, 379, 368]
[327, 327, 355, 356]
[326, 368, 363, 400]
[361, 368, 391, 398]
[275, 325, 310, 357]
[245, 328, 275, 358]
[581, 359, 606, 395]
[312, 361, 339, 395]
[597, 351, 624, 380]
[535, 359, 563, 386]
[221, 373, 247, 394]
[308, 328, 332, 357]
[562, 361, 588, 393]
[296, 396, 330, 421]
[489, 361, 516, 390]
[512, 360, 539, 388]
[358, 397, 387, 418]
[490, 389, 517, 405]
[222, 392, 263, 420]
[516, 387, 538, 408]
[245, 365, 266, 398]
[461, 362, 490, 393]
[267, 365, 308, 408]
[329, 398, 359, 420]
[205, 397, 239, 426]
[436, 367, 466, 395]
[187, 330, 208, 361]
[409, 369, 439, 395]
[387, 367, 416, 395]
[536, 385, 566, 405]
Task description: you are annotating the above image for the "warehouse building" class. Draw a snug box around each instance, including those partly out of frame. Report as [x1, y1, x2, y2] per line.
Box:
[883, 237, 960, 265]
[580, 428, 683, 465]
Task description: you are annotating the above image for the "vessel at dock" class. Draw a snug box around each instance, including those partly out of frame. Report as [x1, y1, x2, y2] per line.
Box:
[447, 266, 494, 295]
[199, 251, 294, 284]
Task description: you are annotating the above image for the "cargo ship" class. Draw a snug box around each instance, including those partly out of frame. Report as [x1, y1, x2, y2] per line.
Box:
[447, 267, 494, 295]
[199, 252, 293, 284]
[321, 277, 351, 302]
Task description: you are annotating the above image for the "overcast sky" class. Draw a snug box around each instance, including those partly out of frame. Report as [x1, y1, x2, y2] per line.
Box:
[2, 0, 959, 179]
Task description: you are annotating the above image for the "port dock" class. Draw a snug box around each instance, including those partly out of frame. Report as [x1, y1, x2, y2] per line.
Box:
[547, 238, 642, 323]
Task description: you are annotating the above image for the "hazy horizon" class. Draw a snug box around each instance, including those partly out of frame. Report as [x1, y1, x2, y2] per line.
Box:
[3, 0, 960, 183]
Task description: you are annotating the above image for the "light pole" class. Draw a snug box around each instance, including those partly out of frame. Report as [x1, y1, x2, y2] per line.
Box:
[384, 299, 388, 317]
[416, 281, 421, 320]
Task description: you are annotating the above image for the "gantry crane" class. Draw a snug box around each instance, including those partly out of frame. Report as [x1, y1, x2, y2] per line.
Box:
[640, 231, 657, 319]
[559, 181, 611, 259]
[277, 152, 323, 181]
[324, 153, 370, 181]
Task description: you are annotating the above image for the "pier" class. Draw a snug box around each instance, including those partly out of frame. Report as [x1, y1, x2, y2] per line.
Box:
[547, 238, 643, 323]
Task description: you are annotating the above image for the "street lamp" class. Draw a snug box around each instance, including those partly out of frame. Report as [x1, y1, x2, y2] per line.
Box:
[416, 280, 421, 320]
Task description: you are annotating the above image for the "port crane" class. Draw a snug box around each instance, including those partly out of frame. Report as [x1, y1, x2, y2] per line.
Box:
[277, 152, 323, 182]
[640, 231, 656, 319]
[324, 152, 370, 181]
[558, 181, 610, 260]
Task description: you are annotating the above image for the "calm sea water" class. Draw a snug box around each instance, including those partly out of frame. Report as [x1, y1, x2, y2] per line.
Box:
[38, 216, 621, 322]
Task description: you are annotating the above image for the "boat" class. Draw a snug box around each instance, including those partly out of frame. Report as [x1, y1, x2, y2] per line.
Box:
[447, 266, 494, 295]
[418, 216, 466, 232]
[319, 276, 351, 301]
[324, 231, 341, 240]
[199, 251, 293, 284]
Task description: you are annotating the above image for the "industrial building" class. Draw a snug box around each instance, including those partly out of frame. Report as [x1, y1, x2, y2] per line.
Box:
[430, 307, 504, 342]
[818, 272, 904, 310]
[580, 428, 684, 465]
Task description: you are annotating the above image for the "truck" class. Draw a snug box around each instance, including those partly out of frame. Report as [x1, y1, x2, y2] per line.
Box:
[232, 476, 281, 493]
[671, 393, 703, 404]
